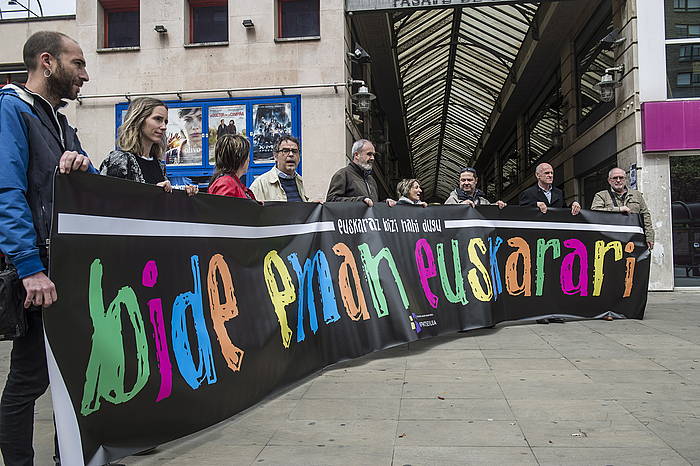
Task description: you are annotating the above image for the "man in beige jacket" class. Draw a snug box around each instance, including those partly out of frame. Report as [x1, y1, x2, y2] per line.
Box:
[591, 167, 654, 250]
[250, 135, 308, 202]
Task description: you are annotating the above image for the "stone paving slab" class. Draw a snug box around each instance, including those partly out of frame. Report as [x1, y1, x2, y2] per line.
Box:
[1, 291, 699, 465]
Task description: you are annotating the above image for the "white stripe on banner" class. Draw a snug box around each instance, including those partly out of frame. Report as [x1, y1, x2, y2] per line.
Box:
[444, 219, 644, 234]
[57, 213, 336, 238]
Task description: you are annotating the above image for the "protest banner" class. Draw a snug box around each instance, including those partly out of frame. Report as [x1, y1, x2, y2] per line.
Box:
[45, 173, 648, 465]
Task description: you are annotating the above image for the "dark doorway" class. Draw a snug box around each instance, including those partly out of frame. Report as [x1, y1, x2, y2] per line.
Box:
[671, 155, 700, 286]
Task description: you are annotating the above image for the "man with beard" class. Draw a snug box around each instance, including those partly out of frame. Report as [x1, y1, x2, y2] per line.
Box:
[216, 118, 227, 140]
[326, 139, 396, 206]
[444, 167, 506, 208]
[0, 31, 95, 465]
[591, 167, 654, 250]
[250, 135, 308, 202]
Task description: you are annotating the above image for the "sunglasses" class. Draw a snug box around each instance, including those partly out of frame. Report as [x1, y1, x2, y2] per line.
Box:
[460, 167, 478, 175]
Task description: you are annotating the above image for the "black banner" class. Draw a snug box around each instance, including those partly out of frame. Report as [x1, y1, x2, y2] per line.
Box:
[45, 173, 648, 465]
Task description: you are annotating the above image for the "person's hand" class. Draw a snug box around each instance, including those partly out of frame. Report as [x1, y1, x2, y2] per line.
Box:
[571, 201, 581, 216]
[22, 271, 57, 309]
[461, 199, 476, 208]
[419, 201, 428, 208]
[59, 151, 91, 174]
[184, 184, 199, 196]
[496, 200, 507, 209]
[619, 206, 631, 214]
[648, 241, 654, 250]
[363, 198, 374, 207]
[311, 199, 325, 204]
[386, 198, 397, 207]
[157, 180, 173, 193]
[536, 201, 548, 214]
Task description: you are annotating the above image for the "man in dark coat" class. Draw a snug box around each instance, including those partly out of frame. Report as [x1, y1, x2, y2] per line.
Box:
[519, 162, 581, 215]
[326, 139, 396, 207]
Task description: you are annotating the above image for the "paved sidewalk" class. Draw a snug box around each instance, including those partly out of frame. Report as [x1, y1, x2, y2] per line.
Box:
[2, 291, 699, 465]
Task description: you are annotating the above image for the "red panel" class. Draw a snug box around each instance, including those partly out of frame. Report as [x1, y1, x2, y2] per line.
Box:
[101, 0, 138, 12]
[189, 0, 226, 7]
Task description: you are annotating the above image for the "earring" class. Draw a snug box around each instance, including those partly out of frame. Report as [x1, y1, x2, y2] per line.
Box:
[43, 69, 52, 78]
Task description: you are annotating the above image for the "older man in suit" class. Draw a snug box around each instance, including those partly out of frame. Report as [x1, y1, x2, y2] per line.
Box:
[519, 162, 581, 215]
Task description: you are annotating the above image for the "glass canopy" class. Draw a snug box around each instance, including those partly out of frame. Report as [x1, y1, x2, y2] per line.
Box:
[392, 3, 539, 199]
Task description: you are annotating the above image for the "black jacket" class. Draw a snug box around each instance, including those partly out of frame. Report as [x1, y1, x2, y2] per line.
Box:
[326, 162, 379, 202]
[519, 184, 567, 208]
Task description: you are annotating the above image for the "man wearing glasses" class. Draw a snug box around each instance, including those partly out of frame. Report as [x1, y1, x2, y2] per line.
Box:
[591, 167, 654, 250]
[250, 135, 308, 202]
[444, 167, 506, 208]
[327, 139, 396, 206]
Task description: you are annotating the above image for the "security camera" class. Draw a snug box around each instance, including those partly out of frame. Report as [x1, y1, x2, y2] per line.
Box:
[347, 45, 371, 63]
[594, 65, 624, 103]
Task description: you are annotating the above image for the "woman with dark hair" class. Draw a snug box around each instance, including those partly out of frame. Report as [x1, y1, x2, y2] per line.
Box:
[395, 178, 427, 207]
[208, 134, 256, 200]
[99, 97, 198, 195]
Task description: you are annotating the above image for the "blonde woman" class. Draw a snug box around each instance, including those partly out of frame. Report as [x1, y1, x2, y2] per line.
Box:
[100, 97, 198, 195]
[395, 178, 427, 207]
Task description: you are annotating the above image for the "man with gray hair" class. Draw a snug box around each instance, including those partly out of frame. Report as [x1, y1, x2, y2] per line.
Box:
[591, 167, 654, 250]
[326, 139, 396, 206]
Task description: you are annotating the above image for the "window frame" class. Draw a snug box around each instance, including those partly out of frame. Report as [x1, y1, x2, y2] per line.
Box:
[100, 0, 140, 50]
[275, 0, 321, 42]
[188, 0, 229, 45]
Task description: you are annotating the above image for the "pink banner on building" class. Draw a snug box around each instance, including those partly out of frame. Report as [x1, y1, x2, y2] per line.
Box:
[642, 100, 700, 152]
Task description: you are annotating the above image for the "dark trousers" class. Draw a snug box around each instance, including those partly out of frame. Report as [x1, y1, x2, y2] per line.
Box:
[0, 310, 50, 466]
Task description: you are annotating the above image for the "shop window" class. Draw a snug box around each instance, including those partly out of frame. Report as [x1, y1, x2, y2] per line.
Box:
[0, 64, 28, 85]
[101, 0, 139, 49]
[189, 0, 228, 44]
[277, 0, 320, 40]
[575, 0, 614, 133]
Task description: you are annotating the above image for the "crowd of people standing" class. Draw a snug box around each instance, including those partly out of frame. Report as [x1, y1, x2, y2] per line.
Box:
[0, 30, 654, 466]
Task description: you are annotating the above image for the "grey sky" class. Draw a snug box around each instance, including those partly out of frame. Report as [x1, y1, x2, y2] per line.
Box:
[1, 0, 75, 17]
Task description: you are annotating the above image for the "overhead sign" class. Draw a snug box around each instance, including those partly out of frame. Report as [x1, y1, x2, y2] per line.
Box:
[46, 173, 649, 465]
[346, 0, 555, 13]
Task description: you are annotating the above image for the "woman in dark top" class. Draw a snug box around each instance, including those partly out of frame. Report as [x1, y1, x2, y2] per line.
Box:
[100, 97, 198, 195]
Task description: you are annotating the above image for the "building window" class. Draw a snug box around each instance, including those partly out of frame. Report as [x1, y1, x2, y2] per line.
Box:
[189, 0, 228, 44]
[499, 130, 519, 195]
[101, 0, 139, 49]
[666, 0, 700, 97]
[277, 0, 320, 40]
[575, 0, 614, 133]
[525, 76, 563, 170]
[674, 0, 700, 12]
[0, 64, 28, 85]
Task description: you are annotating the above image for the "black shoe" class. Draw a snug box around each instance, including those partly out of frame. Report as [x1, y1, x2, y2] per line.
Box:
[548, 317, 565, 323]
[536, 319, 549, 324]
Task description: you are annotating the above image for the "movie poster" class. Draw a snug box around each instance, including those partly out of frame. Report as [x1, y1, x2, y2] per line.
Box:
[252, 103, 292, 163]
[165, 107, 203, 166]
[208, 105, 247, 164]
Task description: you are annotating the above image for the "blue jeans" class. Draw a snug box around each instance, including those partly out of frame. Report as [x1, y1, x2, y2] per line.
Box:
[0, 310, 50, 466]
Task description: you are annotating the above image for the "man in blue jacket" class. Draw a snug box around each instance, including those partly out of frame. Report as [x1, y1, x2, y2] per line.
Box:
[0, 31, 94, 465]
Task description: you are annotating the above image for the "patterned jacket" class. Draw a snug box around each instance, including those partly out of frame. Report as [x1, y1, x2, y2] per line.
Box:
[99, 149, 167, 184]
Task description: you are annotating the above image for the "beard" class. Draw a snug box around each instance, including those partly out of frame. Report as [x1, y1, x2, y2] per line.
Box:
[357, 161, 373, 171]
[46, 61, 78, 101]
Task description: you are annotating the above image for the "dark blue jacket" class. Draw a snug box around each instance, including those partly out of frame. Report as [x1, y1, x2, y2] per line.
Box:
[0, 83, 96, 278]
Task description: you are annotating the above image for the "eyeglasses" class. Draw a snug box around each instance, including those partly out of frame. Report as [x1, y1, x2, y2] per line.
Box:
[365, 151, 380, 157]
[276, 148, 300, 155]
[610, 176, 625, 180]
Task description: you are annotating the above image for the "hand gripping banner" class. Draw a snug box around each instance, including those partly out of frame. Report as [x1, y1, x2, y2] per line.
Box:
[44, 173, 649, 465]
